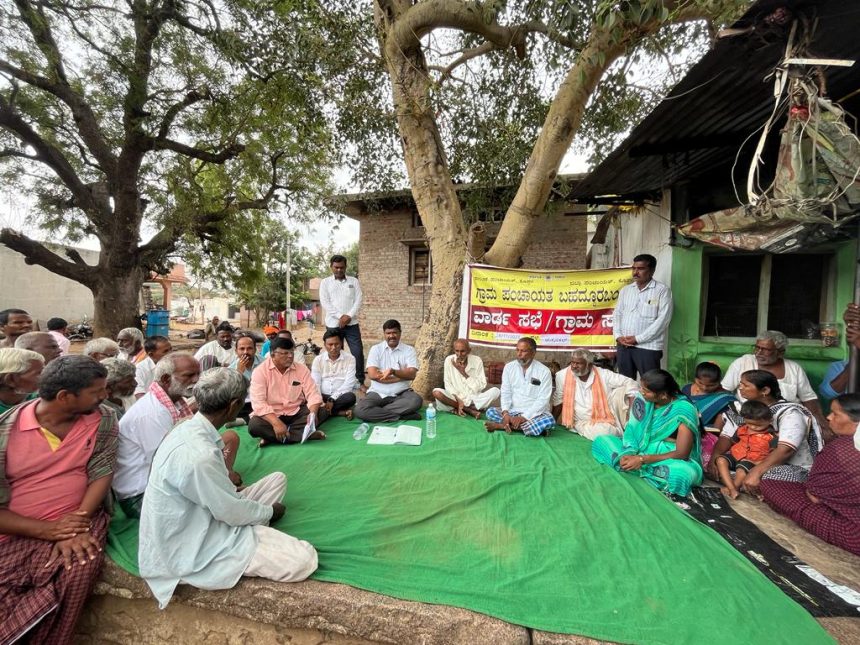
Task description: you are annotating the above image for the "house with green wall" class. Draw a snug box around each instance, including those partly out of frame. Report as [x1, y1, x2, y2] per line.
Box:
[573, 0, 859, 397]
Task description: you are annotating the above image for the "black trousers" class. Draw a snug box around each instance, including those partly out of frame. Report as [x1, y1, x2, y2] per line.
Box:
[248, 404, 331, 444]
[324, 392, 357, 414]
[616, 345, 663, 380]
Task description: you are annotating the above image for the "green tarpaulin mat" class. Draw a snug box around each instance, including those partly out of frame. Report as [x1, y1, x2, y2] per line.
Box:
[107, 413, 832, 645]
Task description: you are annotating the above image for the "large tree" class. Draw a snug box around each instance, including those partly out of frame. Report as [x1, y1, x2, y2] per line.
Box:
[0, 0, 334, 335]
[358, 0, 749, 395]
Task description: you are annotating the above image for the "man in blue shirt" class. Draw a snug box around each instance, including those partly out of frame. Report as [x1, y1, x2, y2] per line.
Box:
[138, 368, 317, 608]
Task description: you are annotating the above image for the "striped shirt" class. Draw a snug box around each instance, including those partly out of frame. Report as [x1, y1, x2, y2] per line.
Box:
[613, 279, 673, 351]
[319, 275, 363, 328]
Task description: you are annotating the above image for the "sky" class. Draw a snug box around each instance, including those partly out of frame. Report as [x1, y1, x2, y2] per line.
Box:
[0, 146, 590, 260]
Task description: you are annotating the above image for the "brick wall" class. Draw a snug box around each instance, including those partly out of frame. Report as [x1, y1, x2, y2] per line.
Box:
[355, 208, 587, 367]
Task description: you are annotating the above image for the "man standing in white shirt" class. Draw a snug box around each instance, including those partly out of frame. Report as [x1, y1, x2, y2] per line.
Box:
[552, 349, 638, 440]
[432, 338, 500, 418]
[613, 254, 673, 379]
[485, 338, 554, 436]
[311, 330, 357, 420]
[354, 319, 422, 422]
[319, 255, 364, 387]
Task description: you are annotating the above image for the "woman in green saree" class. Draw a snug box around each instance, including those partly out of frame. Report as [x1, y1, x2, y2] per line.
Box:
[592, 369, 702, 496]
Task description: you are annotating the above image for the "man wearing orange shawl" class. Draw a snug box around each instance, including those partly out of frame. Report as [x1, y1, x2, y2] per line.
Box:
[552, 349, 638, 440]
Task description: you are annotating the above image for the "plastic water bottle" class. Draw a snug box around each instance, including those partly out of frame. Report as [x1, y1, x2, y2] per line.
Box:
[425, 403, 437, 439]
[353, 423, 370, 441]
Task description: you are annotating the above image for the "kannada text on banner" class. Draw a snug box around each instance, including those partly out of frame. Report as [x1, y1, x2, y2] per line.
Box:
[462, 264, 632, 350]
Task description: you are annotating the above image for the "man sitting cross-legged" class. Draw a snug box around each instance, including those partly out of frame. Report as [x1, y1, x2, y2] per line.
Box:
[552, 348, 638, 440]
[354, 319, 423, 423]
[114, 353, 242, 516]
[0, 355, 118, 645]
[248, 338, 329, 446]
[432, 338, 500, 418]
[485, 337, 554, 436]
[139, 368, 318, 609]
[311, 330, 357, 420]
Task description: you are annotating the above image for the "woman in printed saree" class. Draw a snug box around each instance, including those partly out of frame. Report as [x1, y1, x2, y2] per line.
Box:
[681, 361, 736, 465]
[705, 370, 823, 496]
[761, 393, 860, 556]
[592, 369, 702, 496]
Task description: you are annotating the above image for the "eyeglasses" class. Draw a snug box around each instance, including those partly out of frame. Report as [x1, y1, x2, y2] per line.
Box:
[753, 344, 777, 354]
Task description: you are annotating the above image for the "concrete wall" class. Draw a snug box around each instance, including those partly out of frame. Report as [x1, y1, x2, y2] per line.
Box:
[0, 244, 97, 325]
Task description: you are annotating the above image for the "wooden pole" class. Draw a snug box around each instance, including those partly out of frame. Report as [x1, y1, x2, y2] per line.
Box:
[849, 225, 860, 393]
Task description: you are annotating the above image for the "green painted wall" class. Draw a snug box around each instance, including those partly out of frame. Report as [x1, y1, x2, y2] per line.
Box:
[667, 241, 853, 393]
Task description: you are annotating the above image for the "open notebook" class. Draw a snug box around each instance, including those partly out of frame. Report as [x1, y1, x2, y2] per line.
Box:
[366, 425, 422, 446]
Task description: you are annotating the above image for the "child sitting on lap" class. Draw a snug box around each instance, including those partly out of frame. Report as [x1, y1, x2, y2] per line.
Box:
[716, 400, 777, 499]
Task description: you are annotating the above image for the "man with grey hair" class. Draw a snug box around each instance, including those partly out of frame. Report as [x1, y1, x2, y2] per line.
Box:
[84, 337, 120, 361]
[432, 338, 499, 418]
[0, 347, 44, 414]
[485, 337, 554, 436]
[14, 331, 62, 364]
[721, 331, 824, 420]
[139, 368, 317, 609]
[117, 327, 146, 364]
[551, 349, 638, 440]
[113, 353, 208, 517]
[101, 357, 137, 420]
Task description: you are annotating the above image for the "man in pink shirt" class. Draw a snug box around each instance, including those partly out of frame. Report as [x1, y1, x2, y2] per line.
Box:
[0, 355, 118, 645]
[248, 338, 328, 446]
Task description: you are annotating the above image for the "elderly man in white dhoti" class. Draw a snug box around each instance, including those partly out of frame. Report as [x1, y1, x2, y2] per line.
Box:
[552, 349, 638, 440]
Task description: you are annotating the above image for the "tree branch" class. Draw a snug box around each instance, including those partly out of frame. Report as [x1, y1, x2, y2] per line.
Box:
[151, 138, 246, 163]
[0, 228, 93, 286]
[0, 95, 112, 226]
[430, 41, 495, 81]
[10, 0, 118, 176]
[139, 152, 285, 262]
[157, 88, 210, 139]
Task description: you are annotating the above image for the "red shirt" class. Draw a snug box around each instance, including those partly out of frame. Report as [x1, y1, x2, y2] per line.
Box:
[5, 400, 101, 524]
[730, 425, 777, 463]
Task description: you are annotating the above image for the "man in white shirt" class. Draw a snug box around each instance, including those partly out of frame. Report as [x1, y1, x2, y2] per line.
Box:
[46, 317, 71, 355]
[113, 353, 240, 518]
[353, 319, 422, 422]
[117, 327, 147, 364]
[551, 348, 638, 440]
[721, 330, 826, 425]
[194, 323, 235, 369]
[485, 338, 554, 436]
[134, 334, 173, 397]
[319, 254, 364, 386]
[311, 330, 357, 420]
[432, 338, 500, 418]
[139, 368, 317, 609]
[613, 254, 673, 379]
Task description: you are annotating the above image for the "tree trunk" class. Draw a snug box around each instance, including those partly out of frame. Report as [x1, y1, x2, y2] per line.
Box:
[484, 28, 631, 267]
[376, 1, 469, 398]
[91, 265, 145, 337]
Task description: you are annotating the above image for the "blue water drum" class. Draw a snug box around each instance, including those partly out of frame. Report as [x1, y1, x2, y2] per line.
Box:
[146, 309, 170, 337]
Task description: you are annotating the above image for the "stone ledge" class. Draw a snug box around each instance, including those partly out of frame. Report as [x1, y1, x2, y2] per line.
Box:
[87, 560, 531, 645]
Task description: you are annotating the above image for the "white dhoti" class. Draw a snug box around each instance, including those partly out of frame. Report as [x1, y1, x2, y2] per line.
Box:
[433, 386, 500, 411]
[241, 472, 319, 583]
[570, 387, 631, 441]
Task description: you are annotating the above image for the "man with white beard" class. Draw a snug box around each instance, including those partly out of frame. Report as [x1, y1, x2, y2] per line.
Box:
[552, 348, 638, 440]
[113, 354, 224, 517]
